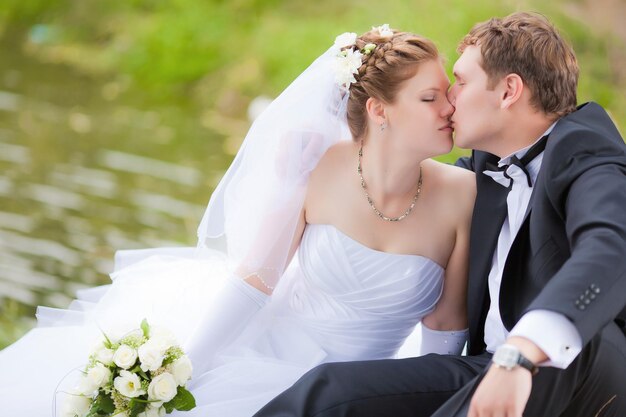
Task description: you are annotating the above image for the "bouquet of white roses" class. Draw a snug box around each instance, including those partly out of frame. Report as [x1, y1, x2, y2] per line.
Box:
[61, 319, 195, 417]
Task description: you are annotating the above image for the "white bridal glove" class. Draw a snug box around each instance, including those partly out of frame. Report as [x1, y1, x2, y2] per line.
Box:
[184, 275, 269, 376]
[420, 324, 468, 355]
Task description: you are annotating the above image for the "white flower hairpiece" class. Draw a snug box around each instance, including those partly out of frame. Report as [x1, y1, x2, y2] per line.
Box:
[332, 32, 362, 89]
[334, 32, 357, 49]
[331, 26, 391, 89]
[372, 24, 393, 38]
[333, 47, 363, 88]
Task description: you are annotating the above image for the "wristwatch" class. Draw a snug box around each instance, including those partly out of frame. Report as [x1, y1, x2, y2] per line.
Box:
[492, 344, 539, 375]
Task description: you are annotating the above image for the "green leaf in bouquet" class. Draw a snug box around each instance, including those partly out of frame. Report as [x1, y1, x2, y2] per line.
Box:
[85, 392, 115, 416]
[85, 405, 99, 417]
[165, 386, 196, 412]
[128, 398, 148, 417]
[164, 400, 175, 414]
[101, 330, 114, 350]
[141, 318, 150, 338]
[129, 364, 149, 380]
[138, 369, 150, 381]
[97, 392, 116, 414]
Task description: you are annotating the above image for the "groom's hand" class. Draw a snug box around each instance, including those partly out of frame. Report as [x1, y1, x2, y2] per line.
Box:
[468, 364, 531, 417]
[468, 336, 547, 417]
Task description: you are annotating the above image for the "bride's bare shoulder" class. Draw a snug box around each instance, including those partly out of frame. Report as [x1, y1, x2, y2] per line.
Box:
[423, 158, 476, 216]
[304, 140, 356, 219]
[425, 157, 474, 185]
[309, 140, 356, 182]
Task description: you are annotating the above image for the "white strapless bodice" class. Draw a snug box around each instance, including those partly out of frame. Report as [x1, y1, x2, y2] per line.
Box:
[269, 223, 444, 360]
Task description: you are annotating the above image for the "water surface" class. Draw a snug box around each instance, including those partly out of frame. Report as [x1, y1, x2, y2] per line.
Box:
[0, 32, 235, 345]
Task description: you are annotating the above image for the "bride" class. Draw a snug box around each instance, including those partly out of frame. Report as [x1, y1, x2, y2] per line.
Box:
[0, 25, 475, 416]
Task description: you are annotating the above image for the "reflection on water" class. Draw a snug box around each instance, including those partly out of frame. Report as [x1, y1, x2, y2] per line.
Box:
[0, 32, 236, 346]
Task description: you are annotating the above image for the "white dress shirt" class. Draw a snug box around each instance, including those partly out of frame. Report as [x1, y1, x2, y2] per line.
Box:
[482, 123, 583, 368]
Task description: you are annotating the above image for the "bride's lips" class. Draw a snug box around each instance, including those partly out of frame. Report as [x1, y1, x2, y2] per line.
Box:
[439, 123, 454, 132]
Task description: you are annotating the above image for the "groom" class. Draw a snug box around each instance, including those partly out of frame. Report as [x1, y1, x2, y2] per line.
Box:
[254, 12, 626, 417]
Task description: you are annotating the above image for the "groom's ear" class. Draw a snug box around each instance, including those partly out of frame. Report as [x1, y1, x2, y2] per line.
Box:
[365, 97, 386, 125]
[499, 73, 524, 110]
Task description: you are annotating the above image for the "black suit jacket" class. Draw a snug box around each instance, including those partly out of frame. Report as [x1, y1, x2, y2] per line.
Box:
[457, 102, 626, 355]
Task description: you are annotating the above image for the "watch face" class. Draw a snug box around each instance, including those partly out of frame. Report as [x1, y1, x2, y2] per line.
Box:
[493, 345, 519, 368]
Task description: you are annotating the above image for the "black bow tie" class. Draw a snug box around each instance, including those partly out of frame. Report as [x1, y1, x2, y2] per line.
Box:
[485, 135, 549, 188]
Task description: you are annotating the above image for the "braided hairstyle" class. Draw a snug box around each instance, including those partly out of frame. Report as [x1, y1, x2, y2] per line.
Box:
[345, 29, 439, 140]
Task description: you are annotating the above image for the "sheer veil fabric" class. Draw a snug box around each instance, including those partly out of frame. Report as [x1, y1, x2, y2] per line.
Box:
[197, 45, 351, 288]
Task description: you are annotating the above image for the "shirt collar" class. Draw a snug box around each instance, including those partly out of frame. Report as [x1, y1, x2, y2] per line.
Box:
[498, 122, 557, 167]
[496, 122, 557, 185]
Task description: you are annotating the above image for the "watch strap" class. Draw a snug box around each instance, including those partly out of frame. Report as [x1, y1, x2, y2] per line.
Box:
[492, 344, 539, 375]
[517, 353, 539, 375]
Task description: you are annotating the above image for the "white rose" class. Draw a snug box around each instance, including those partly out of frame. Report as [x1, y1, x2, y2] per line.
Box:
[168, 355, 193, 386]
[334, 32, 357, 49]
[61, 393, 91, 417]
[94, 345, 115, 366]
[138, 341, 165, 372]
[113, 345, 138, 369]
[114, 370, 145, 398]
[138, 405, 166, 417]
[81, 363, 111, 393]
[149, 326, 177, 352]
[112, 412, 129, 417]
[78, 374, 98, 396]
[147, 372, 177, 403]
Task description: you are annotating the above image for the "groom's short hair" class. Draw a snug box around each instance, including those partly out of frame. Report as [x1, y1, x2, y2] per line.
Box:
[458, 12, 579, 117]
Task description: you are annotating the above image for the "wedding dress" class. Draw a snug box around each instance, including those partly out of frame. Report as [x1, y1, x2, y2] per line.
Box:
[0, 35, 459, 416]
[0, 223, 443, 416]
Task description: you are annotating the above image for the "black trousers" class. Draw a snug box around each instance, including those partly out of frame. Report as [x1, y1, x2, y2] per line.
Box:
[254, 323, 626, 417]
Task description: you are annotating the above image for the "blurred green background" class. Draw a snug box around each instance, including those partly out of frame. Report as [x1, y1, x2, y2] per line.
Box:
[0, 0, 624, 348]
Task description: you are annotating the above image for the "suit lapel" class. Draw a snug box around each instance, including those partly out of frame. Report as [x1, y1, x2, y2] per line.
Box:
[519, 134, 552, 224]
[467, 153, 509, 352]
[499, 135, 551, 329]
